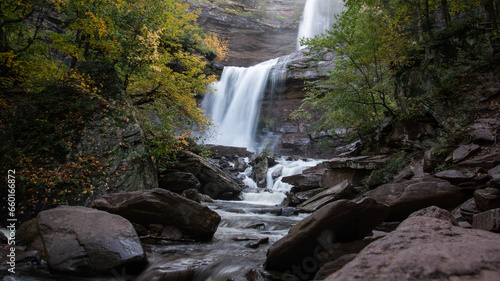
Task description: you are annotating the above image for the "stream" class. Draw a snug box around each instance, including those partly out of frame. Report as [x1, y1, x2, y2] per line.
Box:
[2, 1, 344, 280]
[2, 158, 323, 281]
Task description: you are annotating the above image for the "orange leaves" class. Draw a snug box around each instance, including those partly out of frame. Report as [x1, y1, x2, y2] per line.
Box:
[18, 152, 109, 207]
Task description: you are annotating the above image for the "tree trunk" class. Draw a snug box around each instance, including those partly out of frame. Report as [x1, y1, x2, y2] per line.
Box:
[482, 0, 499, 31]
[424, 0, 433, 39]
[416, 0, 424, 41]
[441, 0, 451, 28]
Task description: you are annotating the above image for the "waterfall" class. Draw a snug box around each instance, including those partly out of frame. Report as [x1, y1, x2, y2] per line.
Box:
[296, 0, 344, 50]
[202, 0, 344, 151]
[202, 59, 279, 152]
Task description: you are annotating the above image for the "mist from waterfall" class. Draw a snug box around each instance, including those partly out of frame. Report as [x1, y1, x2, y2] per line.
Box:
[296, 0, 344, 50]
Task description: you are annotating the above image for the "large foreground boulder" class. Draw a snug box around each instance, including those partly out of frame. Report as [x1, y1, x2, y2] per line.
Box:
[365, 177, 467, 221]
[265, 198, 389, 272]
[36, 206, 146, 276]
[93, 188, 221, 241]
[325, 208, 500, 280]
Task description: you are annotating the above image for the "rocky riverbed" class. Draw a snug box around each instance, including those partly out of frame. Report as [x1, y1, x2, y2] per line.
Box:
[3, 121, 500, 280]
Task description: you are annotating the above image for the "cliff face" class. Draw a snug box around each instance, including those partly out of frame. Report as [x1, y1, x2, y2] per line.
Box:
[258, 51, 346, 158]
[190, 0, 346, 157]
[188, 0, 306, 66]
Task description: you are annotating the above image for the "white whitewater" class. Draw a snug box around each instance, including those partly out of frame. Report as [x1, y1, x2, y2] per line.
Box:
[201, 0, 344, 206]
[202, 59, 279, 152]
[241, 157, 324, 205]
[296, 0, 344, 50]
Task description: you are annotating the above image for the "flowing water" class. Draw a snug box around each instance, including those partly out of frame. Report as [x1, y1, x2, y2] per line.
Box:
[4, 1, 344, 280]
[296, 0, 345, 50]
[202, 59, 279, 152]
[133, 158, 324, 280]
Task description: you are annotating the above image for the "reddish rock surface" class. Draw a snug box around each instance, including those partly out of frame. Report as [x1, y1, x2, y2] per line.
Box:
[325, 211, 500, 281]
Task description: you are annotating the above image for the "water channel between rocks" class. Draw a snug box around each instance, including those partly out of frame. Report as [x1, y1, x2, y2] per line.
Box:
[3, 2, 344, 279]
[5, 158, 323, 281]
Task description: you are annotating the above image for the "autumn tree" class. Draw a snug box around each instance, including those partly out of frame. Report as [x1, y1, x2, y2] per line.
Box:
[1, 0, 224, 154]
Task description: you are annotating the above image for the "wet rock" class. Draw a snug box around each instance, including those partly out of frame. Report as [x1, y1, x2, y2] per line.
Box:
[93, 188, 221, 241]
[408, 205, 459, 226]
[265, 197, 389, 271]
[180, 188, 214, 203]
[284, 192, 302, 207]
[205, 145, 253, 158]
[284, 173, 323, 192]
[434, 169, 476, 184]
[158, 172, 201, 194]
[322, 155, 391, 170]
[132, 223, 149, 236]
[16, 218, 39, 246]
[474, 188, 500, 211]
[488, 165, 500, 187]
[245, 237, 269, 249]
[181, 188, 201, 202]
[310, 155, 391, 188]
[244, 222, 266, 230]
[235, 157, 249, 172]
[135, 262, 195, 281]
[335, 140, 362, 157]
[470, 118, 500, 143]
[365, 177, 467, 221]
[452, 144, 481, 163]
[161, 226, 184, 240]
[279, 207, 299, 216]
[293, 188, 324, 202]
[252, 158, 268, 187]
[245, 268, 267, 281]
[325, 210, 500, 281]
[0, 248, 41, 272]
[193, 151, 245, 200]
[170, 150, 202, 175]
[297, 180, 355, 212]
[393, 164, 418, 183]
[459, 198, 482, 224]
[458, 147, 500, 169]
[473, 208, 500, 232]
[36, 206, 146, 276]
[0, 231, 7, 244]
[313, 254, 357, 280]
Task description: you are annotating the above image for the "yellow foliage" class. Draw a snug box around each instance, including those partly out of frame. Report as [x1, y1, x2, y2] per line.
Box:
[19, 153, 106, 207]
[203, 33, 230, 62]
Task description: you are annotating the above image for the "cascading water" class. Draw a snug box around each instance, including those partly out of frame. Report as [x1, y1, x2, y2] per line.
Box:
[296, 0, 344, 50]
[11, 2, 346, 281]
[240, 157, 325, 205]
[202, 59, 279, 152]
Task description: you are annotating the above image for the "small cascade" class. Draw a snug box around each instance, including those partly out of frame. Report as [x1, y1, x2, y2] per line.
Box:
[202, 59, 279, 152]
[239, 157, 325, 206]
[296, 0, 345, 50]
[267, 157, 324, 191]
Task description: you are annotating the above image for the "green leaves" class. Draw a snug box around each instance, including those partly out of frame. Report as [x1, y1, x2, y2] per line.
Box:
[297, 0, 398, 138]
[295, 0, 486, 148]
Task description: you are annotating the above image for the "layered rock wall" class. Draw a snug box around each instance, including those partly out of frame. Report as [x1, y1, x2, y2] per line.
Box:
[188, 0, 306, 66]
[258, 51, 347, 157]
